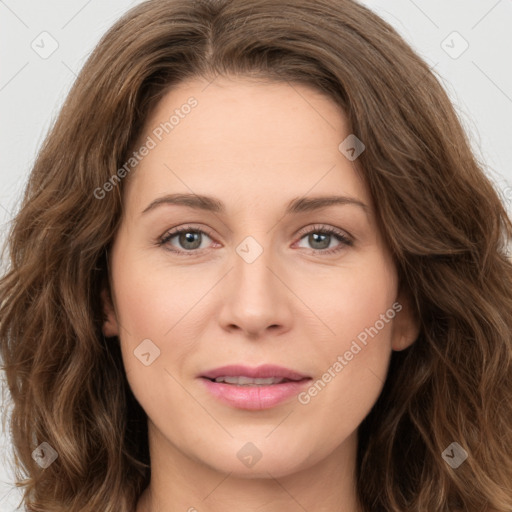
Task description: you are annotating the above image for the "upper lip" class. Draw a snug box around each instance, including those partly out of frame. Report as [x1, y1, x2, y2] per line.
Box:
[200, 364, 310, 381]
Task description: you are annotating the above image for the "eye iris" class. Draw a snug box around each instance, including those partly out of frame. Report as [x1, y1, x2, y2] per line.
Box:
[309, 232, 330, 250]
[180, 231, 201, 250]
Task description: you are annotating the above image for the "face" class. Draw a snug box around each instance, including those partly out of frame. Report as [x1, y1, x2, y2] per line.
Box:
[102, 76, 419, 479]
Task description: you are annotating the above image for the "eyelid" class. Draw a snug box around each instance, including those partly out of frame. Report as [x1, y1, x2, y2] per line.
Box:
[295, 224, 353, 243]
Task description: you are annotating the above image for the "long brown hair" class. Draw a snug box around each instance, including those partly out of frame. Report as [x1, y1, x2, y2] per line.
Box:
[1, 0, 511, 510]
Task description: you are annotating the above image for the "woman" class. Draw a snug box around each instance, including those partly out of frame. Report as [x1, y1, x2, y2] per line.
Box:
[1, 0, 511, 511]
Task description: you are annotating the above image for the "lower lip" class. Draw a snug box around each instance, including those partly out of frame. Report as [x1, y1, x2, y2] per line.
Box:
[200, 378, 311, 410]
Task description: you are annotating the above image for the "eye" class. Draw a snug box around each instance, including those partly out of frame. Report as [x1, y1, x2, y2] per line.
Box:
[294, 225, 353, 255]
[157, 223, 353, 256]
[157, 225, 216, 255]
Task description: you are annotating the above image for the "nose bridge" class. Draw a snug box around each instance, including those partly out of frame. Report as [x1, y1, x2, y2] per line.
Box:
[218, 231, 291, 334]
[233, 233, 277, 299]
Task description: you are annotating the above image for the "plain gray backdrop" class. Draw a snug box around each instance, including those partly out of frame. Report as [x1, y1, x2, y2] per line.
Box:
[1, 0, 511, 510]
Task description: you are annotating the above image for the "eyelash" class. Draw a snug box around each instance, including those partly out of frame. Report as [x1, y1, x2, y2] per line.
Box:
[157, 224, 353, 257]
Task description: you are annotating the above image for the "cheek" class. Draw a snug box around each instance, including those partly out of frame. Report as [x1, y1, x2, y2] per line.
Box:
[298, 253, 397, 407]
[306, 253, 397, 348]
[298, 280, 396, 446]
[112, 247, 205, 338]
[110, 249, 206, 393]
[112, 263, 190, 424]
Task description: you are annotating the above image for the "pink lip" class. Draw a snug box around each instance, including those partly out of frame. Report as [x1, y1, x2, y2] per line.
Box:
[200, 364, 309, 381]
[200, 378, 311, 410]
[199, 364, 311, 410]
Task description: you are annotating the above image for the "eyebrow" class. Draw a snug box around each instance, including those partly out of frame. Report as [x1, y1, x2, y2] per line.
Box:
[141, 193, 369, 216]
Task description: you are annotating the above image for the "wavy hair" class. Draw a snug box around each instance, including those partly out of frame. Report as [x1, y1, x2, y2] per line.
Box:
[1, 0, 511, 510]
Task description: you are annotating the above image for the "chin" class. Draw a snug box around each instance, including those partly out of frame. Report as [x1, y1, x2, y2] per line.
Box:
[197, 441, 315, 479]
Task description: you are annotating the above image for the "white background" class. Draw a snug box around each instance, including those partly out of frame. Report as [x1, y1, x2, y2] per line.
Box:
[1, 0, 511, 510]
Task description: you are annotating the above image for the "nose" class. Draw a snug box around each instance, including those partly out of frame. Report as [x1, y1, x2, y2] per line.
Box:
[217, 239, 294, 338]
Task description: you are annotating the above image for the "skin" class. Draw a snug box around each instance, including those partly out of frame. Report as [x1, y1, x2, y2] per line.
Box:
[101, 75, 419, 512]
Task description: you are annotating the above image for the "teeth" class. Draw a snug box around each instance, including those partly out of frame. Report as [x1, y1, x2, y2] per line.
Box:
[214, 376, 287, 385]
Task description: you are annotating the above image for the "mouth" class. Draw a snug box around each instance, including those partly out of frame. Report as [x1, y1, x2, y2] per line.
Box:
[200, 363, 310, 382]
[202, 376, 309, 386]
[198, 365, 312, 410]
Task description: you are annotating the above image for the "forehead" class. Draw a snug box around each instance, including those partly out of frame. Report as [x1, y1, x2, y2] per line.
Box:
[123, 76, 371, 215]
